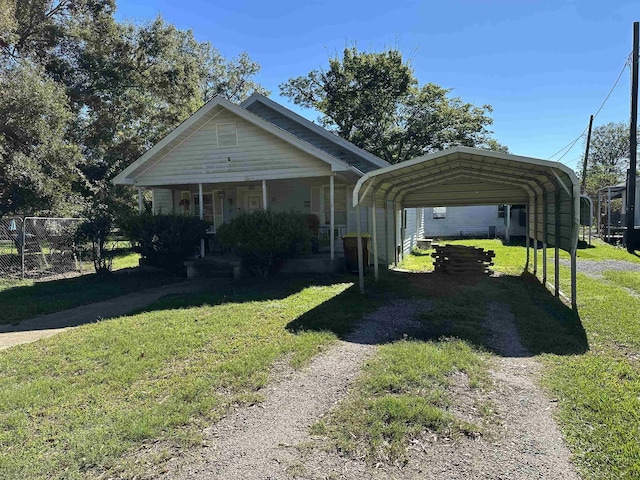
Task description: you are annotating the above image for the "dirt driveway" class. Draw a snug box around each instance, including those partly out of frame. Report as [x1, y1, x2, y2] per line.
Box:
[147, 299, 580, 480]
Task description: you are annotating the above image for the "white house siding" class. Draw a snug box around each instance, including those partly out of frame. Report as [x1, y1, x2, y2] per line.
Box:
[423, 206, 506, 238]
[402, 208, 425, 255]
[152, 188, 173, 215]
[132, 107, 333, 186]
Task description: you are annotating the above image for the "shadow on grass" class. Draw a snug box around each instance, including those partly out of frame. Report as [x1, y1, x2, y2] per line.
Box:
[287, 269, 589, 357]
[0, 269, 182, 326]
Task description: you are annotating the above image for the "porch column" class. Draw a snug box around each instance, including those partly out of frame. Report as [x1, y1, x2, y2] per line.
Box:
[357, 204, 365, 294]
[262, 179, 268, 210]
[330, 175, 335, 260]
[371, 189, 379, 281]
[199, 183, 205, 258]
[137, 187, 143, 213]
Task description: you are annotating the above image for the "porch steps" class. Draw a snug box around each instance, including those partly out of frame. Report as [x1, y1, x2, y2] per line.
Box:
[184, 256, 245, 281]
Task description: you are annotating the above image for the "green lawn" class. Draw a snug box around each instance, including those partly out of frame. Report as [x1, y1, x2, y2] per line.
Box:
[0, 250, 177, 325]
[395, 239, 640, 479]
[1, 239, 639, 478]
[0, 277, 380, 479]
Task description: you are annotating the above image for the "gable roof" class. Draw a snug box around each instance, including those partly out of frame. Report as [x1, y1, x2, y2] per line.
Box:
[241, 93, 389, 171]
[112, 95, 358, 185]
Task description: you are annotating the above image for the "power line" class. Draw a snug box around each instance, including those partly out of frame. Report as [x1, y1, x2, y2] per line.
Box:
[548, 54, 630, 163]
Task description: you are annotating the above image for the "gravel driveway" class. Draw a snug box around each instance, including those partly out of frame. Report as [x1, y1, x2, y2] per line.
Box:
[559, 258, 640, 278]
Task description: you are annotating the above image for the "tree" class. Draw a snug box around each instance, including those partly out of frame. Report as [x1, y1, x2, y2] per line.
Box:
[0, 4, 267, 216]
[0, 60, 82, 215]
[580, 122, 637, 197]
[280, 47, 506, 163]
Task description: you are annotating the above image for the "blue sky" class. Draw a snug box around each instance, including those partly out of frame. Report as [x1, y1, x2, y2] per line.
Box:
[114, 0, 638, 171]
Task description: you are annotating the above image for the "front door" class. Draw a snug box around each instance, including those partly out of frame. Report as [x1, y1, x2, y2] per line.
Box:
[212, 190, 224, 230]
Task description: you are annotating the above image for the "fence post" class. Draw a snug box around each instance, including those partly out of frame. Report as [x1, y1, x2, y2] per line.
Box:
[21, 218, 26, 279]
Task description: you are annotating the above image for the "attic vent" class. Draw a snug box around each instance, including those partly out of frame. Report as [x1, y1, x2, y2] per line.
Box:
[216, 123, 238, 147]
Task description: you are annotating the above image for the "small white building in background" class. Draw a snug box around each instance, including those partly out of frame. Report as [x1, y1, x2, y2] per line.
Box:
[422, 205, 527, 239]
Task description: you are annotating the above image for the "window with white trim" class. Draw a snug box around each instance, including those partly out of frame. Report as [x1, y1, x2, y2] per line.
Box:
[433, 207, 446, 219]
[216, 123, 238, 147]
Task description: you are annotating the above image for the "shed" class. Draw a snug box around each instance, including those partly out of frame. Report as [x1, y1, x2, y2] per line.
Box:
[352, 146, 580, 308]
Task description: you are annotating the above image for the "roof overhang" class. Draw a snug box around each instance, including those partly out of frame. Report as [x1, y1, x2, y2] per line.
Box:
[353, 146, 580, 253]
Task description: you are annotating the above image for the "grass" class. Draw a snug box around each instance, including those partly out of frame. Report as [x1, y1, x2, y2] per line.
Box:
[558, 238, 640, 263]
[0, 276, 380, 479]
[394, 239, 640, 479]
[0, 250, 174, 325]
[313, 339, 488, 464]
[2, 237, 640, 478]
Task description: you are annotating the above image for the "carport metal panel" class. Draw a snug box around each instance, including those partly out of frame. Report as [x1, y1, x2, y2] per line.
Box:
[352, 146, 580, 309]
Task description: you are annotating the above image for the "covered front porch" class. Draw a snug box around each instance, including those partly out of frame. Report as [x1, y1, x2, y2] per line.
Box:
[138, 175, 371, 263]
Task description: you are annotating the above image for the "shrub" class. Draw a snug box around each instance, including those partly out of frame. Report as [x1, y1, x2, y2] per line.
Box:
[75, 212, 114, 277]
[120, 213, 208, 271]
[216, 210, 312, 277]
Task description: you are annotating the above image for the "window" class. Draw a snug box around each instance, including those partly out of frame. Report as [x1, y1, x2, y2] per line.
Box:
[498, 205, 506, 218]
[433, 207, 446, 219]
[216, 123, 238, 147]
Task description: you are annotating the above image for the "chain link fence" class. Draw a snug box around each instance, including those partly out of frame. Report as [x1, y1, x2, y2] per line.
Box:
[0, 217, 86, 280]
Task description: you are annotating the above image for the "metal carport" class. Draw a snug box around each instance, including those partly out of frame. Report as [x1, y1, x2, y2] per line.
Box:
[352, 146, 580, 309]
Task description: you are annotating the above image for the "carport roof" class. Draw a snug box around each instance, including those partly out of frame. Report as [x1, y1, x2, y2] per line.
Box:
[353, 146, 580, 253]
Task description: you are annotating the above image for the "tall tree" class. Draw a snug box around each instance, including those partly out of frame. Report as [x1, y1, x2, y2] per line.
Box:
[0, 3, 267, 216]
[0, 60, 82, 215]
[580, 122, 637, 197]
[280, 47, 506, 163]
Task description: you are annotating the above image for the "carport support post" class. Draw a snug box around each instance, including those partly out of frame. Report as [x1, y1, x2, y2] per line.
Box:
[198, 183, 205, 258]
[571, 251, 577, 309]
[371, 190, 379, 281]
[555, 189, 561, 298]
[543, 192, 548, 285]
[607, 187, 612, 242]
[597, 191, 601, 237]
[393, 205, 399, 265]
[504, 205, 511, 243]
[400, 206, 405, 262]
[357, 204, 365, 294]
[525, 204, 530, 271]
[533, 196, 538, 276]
[384, 194, 390, 267]
[330, 175, 335, 261]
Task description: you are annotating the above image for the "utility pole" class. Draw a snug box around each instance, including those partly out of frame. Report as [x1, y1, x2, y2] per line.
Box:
[627, 21, 638, 253]
[581, 115, 594, 194]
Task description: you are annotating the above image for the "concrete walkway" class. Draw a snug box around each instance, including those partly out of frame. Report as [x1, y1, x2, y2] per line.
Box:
[0, 279, 223, 351]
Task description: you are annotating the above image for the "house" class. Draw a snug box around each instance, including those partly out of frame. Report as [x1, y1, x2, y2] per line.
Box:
[112, 93, 426, 268]
[422, 205, 527, 240]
